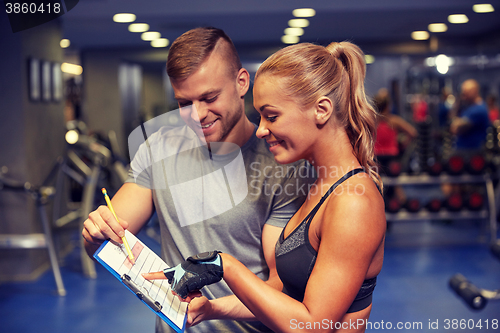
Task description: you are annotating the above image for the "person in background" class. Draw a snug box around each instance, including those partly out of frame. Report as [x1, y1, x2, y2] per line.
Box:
[411, 93, 428, 124]
[486, 94, 499, 123]
[145, 41, 386, 333]
[373, 88, 417, 215]
[374, 88, 418, 162]
[450, 79, 490, 150]
[438, 87, 453, 128]
[82, 27, 314, 333]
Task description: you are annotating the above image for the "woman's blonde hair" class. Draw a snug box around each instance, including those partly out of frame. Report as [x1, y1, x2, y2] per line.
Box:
[255, 41, 382, 190]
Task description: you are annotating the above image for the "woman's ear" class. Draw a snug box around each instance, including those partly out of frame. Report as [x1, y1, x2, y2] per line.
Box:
[315, 96, 334, 125]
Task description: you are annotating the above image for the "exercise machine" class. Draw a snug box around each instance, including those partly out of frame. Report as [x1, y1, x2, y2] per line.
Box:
[0, 167, 66, 296]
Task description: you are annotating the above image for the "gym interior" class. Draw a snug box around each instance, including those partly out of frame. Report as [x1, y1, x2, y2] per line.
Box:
[1, 1, 500, 332]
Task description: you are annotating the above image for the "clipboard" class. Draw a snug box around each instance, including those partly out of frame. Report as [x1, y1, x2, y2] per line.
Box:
[93, 230, 187, 333]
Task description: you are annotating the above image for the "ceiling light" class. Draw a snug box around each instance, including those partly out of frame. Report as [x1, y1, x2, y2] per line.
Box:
[425, 57, 436, 67]
[292, 8, 316, 17]
[428, 23, 448, 33]
[473, 4, 494, 13]
[435, 54, 450, 66]
[448, 14, 469, 24]
[151, 38, 169, 48]
[411, 31, 429, 40]
[436, 64, 449, 74]
[141, 31, 161, 41]
[281, 35, 299, 44]
[436, 54, 452, 74]
[113, 13, 136, 23]
[288, 19, 309, 28]
[61, 63, 83, 75]
[65, 130, 79, 144]
[60, 39, 70, 48]
[365, 55, 375, 64]
[284, 27, 304, 36]
[129, 23, 149, 33]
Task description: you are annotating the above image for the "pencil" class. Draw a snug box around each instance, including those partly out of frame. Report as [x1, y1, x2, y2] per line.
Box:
[101, 188, 135, 264]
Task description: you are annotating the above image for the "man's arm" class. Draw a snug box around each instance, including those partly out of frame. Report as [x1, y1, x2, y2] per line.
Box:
[82, 182, 154, 257]
[183, 224, 283, 326]
[392, 115, 418, 139]
[450, 116, 472, 135]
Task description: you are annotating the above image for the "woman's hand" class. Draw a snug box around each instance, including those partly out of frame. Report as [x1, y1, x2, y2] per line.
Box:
[186, 296, 213, 327]
[142, 251, 223, 299]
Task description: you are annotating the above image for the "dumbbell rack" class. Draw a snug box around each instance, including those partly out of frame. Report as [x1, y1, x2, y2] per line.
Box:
[383, 173, 497, 244]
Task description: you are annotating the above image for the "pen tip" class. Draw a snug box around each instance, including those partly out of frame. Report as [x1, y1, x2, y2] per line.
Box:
[101, 188, 107, 194]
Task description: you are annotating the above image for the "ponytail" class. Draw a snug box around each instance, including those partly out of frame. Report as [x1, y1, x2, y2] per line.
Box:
[326, 42, 382, 191]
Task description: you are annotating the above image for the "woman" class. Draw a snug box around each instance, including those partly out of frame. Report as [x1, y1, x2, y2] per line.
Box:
[373, 88, 417, 177]
[374, 87, 417, 158]
[145, 41, 386, 332]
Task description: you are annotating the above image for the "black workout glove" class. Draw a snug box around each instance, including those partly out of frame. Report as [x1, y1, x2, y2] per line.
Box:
[163, 251, 223, 299]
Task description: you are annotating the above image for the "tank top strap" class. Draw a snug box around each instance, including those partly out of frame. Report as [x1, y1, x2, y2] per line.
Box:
[305, 168, 366, 224]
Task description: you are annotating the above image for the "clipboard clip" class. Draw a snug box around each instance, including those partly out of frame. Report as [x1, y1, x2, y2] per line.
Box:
[121, 274, 163, 312]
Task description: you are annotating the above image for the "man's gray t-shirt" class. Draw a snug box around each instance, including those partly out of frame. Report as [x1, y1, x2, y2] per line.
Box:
[127, 124, 314, 333]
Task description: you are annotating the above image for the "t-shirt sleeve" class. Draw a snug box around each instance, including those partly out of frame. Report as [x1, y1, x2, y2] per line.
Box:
[464, 104, 490, 128]
[265, 160, 316, 228]
[125, 140, 153, 189]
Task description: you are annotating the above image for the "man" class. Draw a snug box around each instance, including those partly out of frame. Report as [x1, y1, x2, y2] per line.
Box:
[82, 27, 313, 333]
[450, 79, 490, 150]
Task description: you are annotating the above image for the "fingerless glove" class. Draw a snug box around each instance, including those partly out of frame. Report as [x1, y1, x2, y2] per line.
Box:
[163, 251, 223, 298]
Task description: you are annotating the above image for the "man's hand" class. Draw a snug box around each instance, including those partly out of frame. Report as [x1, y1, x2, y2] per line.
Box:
[82, 205, 129, 246]
[81, 183, 154, 259]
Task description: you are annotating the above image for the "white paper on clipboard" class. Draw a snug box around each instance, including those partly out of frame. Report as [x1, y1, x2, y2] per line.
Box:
[94, 230, 187, 332]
